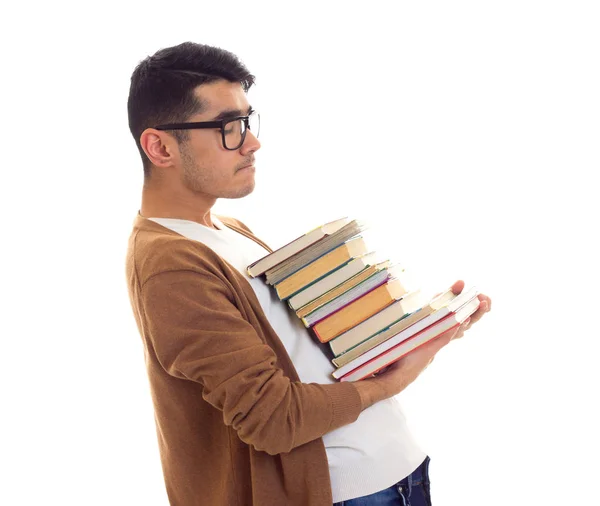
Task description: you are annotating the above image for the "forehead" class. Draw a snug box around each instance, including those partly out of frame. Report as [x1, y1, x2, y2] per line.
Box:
[192, 80, 249, 119]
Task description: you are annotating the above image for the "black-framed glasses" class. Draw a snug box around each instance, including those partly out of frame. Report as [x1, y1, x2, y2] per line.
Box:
[155, 110, 260, 150]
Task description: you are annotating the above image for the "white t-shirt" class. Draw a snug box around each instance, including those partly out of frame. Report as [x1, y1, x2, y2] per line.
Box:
[148, 215, 426, 502]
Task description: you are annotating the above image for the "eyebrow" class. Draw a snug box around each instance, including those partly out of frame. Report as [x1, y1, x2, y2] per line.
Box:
[212, 105, 254, 122]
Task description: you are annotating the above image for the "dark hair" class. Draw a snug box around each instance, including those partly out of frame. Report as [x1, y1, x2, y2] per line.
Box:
[127, 42, 255, 179]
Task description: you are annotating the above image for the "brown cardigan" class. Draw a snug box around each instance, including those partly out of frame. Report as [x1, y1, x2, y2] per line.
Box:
[125, 213, 362, 505]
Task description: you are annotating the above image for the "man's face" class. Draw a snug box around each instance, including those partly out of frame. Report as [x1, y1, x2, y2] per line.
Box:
[177, 80, 261, 199]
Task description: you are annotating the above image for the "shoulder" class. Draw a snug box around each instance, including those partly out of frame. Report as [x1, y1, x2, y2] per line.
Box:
[127, 224, 227, 288]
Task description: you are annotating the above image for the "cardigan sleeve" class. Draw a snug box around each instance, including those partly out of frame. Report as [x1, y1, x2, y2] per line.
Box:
[140, 268, 362, 455]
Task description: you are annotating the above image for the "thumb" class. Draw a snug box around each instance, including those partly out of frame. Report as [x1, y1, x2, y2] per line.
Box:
[450, 279, 465, 295]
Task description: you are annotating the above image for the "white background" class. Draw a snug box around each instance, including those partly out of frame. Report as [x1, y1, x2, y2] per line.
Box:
[2, 1, 599, 505]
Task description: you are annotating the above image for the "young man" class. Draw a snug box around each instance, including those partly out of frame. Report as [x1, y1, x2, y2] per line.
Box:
[125, 42, 491, 506]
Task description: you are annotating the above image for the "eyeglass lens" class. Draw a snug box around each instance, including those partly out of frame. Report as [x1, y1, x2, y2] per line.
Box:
[223, 112, 260, 149]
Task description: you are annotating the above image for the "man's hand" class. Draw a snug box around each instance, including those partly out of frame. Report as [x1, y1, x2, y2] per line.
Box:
[447, 279, 492, 339]
[354, 279, 491, 410]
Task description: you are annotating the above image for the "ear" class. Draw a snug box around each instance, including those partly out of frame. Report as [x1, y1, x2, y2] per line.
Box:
[140, 128, 180, 169]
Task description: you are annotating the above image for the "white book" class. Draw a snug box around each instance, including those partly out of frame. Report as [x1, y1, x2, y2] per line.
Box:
[337, 296, 481, 382]
[287, 252, 378, 310]
[328, 290, 425, 356]
[331, 287, 479, 378]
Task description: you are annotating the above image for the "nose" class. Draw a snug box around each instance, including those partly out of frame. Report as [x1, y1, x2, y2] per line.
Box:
[240, 129, 261, 154]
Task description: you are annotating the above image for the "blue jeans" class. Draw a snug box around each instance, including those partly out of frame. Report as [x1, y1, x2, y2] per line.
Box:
[333, 456, 432, 506]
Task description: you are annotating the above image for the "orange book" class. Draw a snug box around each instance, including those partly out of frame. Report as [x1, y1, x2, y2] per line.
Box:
[313, 278, 409, 343]
[295, 260, 391, 319]
[274, 237, 368, 300]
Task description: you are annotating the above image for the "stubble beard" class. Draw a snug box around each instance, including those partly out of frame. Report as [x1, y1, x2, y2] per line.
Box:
[180, 147, 255, 199]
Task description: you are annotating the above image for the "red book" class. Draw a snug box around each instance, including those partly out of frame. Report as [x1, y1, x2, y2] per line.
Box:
[335, 296, 480, 382]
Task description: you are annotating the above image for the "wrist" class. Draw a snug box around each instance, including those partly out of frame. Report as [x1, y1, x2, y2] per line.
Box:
[354, 377, 390, 410]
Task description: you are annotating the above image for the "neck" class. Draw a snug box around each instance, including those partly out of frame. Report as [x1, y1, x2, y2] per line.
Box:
[140, 180, 218, 229]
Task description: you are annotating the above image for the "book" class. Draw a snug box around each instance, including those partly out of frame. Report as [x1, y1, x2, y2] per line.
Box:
[287, 252, 379, 311]
[247, 217, 350, 278]
[312, 277, 411, 343]
[265, 220, 365, 285]
[331, 287, 479, 377]
[331, 288, 457, 368]
[274, 237, 369, 300]
[329, 290, 424, 357]
[331, 311, 421, 368]
[295, 260, 392, 318]
[336, 297, 481, 382]
[300, 267, 393, 327]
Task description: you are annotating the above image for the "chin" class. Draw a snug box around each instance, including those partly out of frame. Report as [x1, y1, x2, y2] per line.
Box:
[222, 182, 255, 199]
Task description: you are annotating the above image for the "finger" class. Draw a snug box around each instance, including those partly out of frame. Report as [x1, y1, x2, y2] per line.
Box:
[477, 294, 492, 311]
[452, 317, 471, 340]
[468, 300, 490, 326]
[425, 356, 434, 370]
[450, 280, 465, 295]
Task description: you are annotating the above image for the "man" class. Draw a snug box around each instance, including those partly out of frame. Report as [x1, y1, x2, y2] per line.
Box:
[126, 42, 491, 506]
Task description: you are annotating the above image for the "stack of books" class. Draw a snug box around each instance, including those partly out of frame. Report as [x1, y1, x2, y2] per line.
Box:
[247, 217, 480, 382]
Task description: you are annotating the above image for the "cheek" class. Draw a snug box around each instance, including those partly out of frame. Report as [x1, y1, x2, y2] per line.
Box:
[187, 133, 221, 162]
[186, 140, 237, 178]
[213, 153, 239, 177]
[188, 143, 213, 163]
